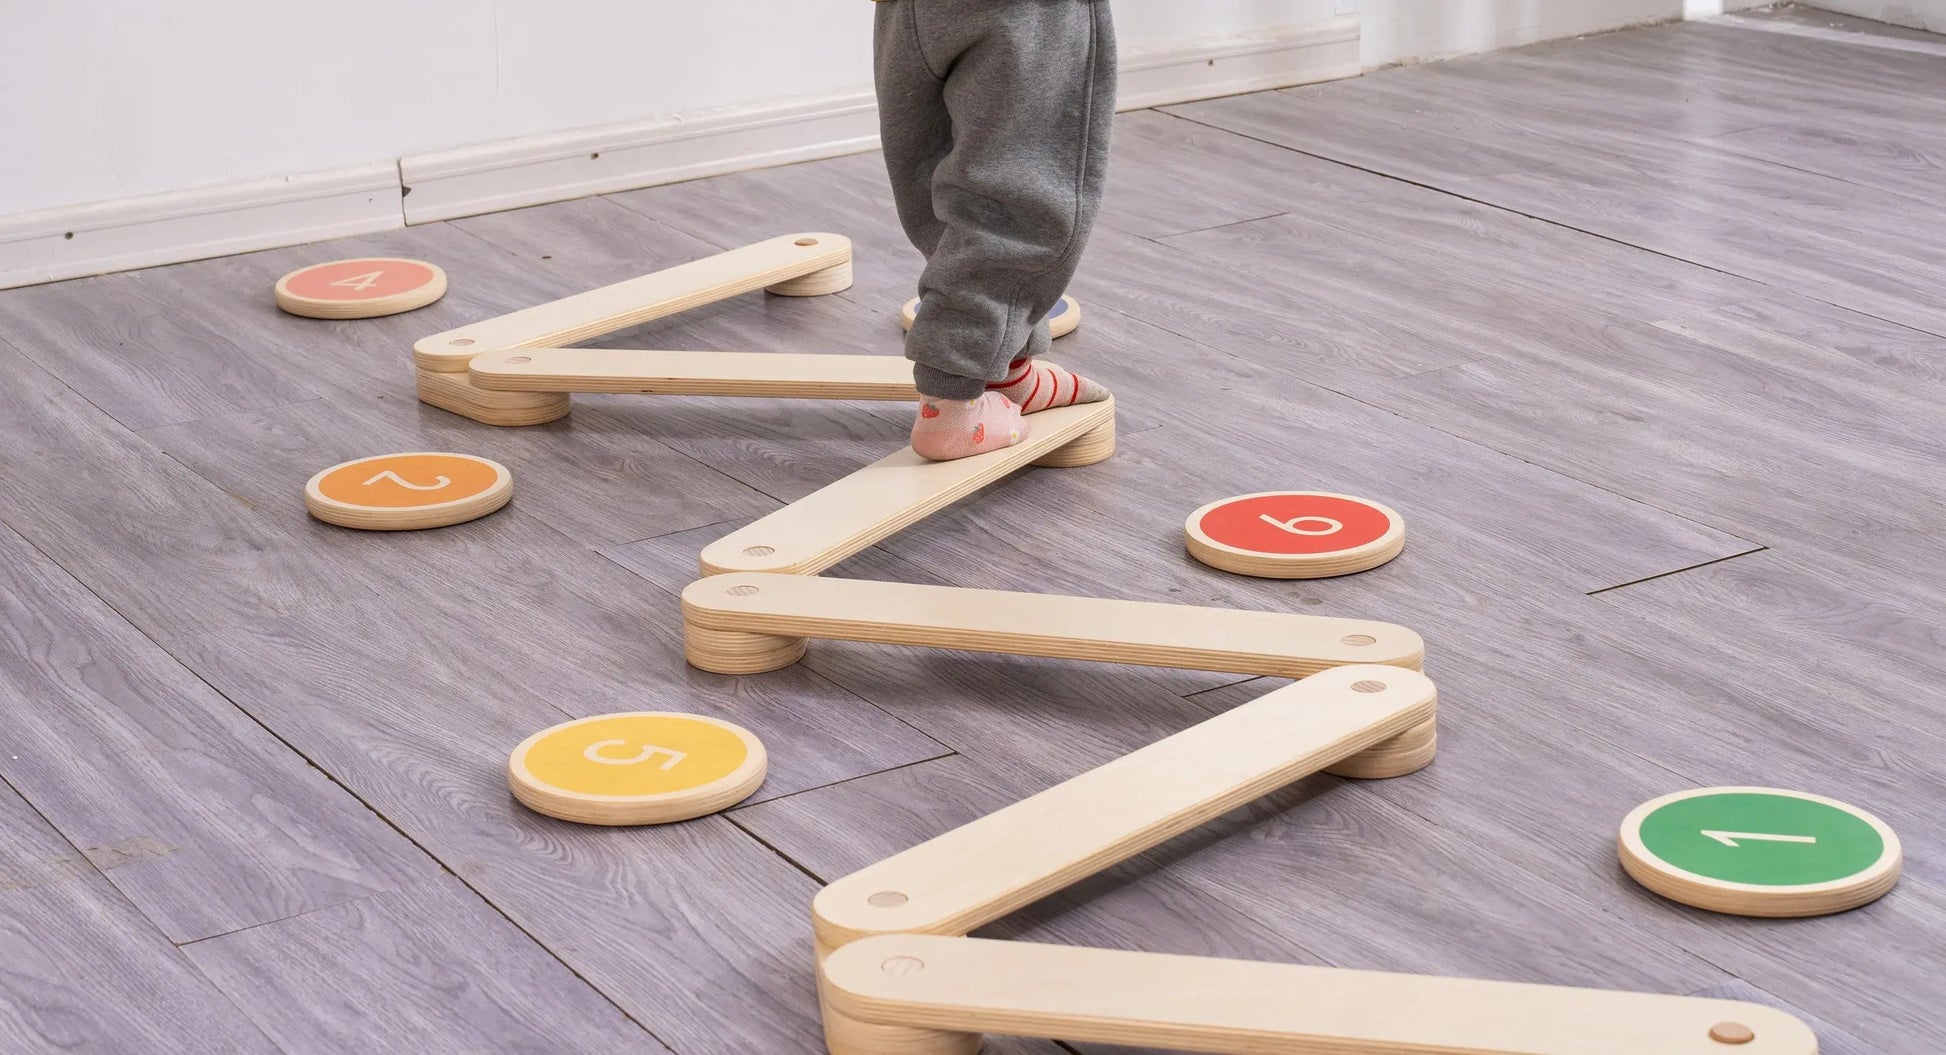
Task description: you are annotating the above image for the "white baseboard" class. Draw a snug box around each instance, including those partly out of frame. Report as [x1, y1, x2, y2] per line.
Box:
[1117, 18, 1362, 110]
[0, 18, 1359, 288]
[399, 93, 882, 225]
[0, 164, 401, 292]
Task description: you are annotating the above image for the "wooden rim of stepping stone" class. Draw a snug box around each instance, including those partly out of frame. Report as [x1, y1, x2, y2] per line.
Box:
[1619, 786, 1901, 918]
[1186, 491, 1405, 579]
[508, 711, 767, 825]
[304, 452, 511, 531]
[902, 294, 1080, 339]
[276, 257, 447, 319]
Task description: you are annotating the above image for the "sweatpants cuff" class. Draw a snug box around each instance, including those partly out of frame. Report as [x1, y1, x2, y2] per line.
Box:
[912, 364, 989, 400]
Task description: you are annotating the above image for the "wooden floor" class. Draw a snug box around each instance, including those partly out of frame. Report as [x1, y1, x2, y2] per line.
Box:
[0, 8, 1938, 1053]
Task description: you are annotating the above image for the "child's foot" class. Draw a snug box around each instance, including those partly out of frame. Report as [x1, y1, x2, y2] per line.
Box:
[911, 392, 1026, 461]
[988, 357, 1109, 414]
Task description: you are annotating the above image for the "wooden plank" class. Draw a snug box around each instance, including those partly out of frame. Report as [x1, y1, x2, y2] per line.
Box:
[413, 232, 852, 371]
[821, 935, 1818, 1055]
[698, 398, 1116, 576]
[0, 517, 433, 942]
[470, 346, 918, 400]
[0, 782, 276, 1054]
[683, 573, 1424, 678]
[810, 667, 1434, 952]
[184, 877, 661, 1054]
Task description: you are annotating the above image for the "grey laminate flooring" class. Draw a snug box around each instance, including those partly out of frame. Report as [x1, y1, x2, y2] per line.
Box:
[0, 8, 1935, 1053]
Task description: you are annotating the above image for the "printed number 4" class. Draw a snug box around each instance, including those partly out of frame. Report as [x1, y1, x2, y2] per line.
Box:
[330, 270, 385, 292]
[583, 740, 687, 770]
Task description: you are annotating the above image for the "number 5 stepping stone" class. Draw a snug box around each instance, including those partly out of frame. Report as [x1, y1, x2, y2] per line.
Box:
[304, 452, 511, 531]
[509, 712, 766, 825]
[680, 573, 1423, 679]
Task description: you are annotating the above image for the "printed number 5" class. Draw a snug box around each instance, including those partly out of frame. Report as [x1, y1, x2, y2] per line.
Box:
[583, 740, 687, 770]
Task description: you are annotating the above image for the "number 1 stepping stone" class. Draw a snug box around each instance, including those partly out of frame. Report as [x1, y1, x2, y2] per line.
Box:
[304, 452, 511, 531]
[276, 258, 447, 319]
[509, 712, 767, 825]
[1186, 491, 1405, 579]
[1620, 786, 1901, 918]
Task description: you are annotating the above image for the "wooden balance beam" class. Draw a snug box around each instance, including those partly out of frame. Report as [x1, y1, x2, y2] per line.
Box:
[413, 232, 856, 425]
[467, 348, 919, 400]
[681, 574, 1424, 679]
[820, 935, 1818, 1055]
[810, 667, 1437, 960]
[698, 398, 1116, 577]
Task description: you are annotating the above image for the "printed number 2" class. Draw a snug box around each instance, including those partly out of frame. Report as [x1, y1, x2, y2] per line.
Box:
[583, 740, 687, 770]
[363, 470, 450, 491]
[330, 270, 384, 292]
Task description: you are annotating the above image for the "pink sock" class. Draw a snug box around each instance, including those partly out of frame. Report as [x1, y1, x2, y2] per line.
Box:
[988, 358, 1109, 414]
[911, 392, 1027, 461]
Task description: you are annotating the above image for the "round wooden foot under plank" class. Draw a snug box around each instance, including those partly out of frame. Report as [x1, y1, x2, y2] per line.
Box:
[684, 621, 809, 675]
[1186, 491, 1404, 579]
[1033, 414, 1116, 468]
[766, 237, 854, 296]
[417, 368, 571, 426]
[1619, 786, 1901, 918]
[275, 258, 446, 319]
[508, 711, 767, 825]
[902, 294, 1080, 339]
[304, 452, 511, 530]
[1324, 717, 1437, 779]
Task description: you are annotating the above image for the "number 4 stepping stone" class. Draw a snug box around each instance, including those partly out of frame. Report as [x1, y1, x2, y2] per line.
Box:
[1620, 786, 1901, 917]
[305, 452, 511, 531]
[508, 712, 767, 825]
[276, 257, 447, 319]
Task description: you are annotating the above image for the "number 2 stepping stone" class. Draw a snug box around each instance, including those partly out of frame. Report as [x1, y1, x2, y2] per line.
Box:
[509, 712, 767, 825]
[304, 452, 511, 531]
[276, 258, 447, 319]
[1620, 786, 1901, 918]
[1186, 491, 1405, 579]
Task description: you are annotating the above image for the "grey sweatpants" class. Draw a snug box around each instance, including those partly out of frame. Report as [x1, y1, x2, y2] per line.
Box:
[873, 0, 1117, 399]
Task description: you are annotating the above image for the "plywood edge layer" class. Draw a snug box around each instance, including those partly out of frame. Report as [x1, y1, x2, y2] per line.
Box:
[821, 936, 1819, 1055]
[682, 573, 1424, 676]
[413, 232, 851, 370]
[468, 347, 918, 399]
[811, 667, 1435, 949]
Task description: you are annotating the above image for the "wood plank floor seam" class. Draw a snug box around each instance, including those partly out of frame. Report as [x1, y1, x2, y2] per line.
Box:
[1585, 545, 1772, 596]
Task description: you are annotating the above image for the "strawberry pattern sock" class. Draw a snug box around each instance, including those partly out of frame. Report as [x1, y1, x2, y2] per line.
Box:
[911, 392, 1027, 462]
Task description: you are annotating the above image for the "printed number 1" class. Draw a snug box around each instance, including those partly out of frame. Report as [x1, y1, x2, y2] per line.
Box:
[330, 270, 385, 292]
[583, 740, 687, 770]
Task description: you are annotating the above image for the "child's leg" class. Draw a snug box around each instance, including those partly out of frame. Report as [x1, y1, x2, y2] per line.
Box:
[875, 0, 1115, 459]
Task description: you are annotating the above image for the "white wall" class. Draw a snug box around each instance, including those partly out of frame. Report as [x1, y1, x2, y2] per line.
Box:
[1796, 0, 1946, 30]
[0, 0, 1348, 218]
[1360, 0, 1681, 66]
